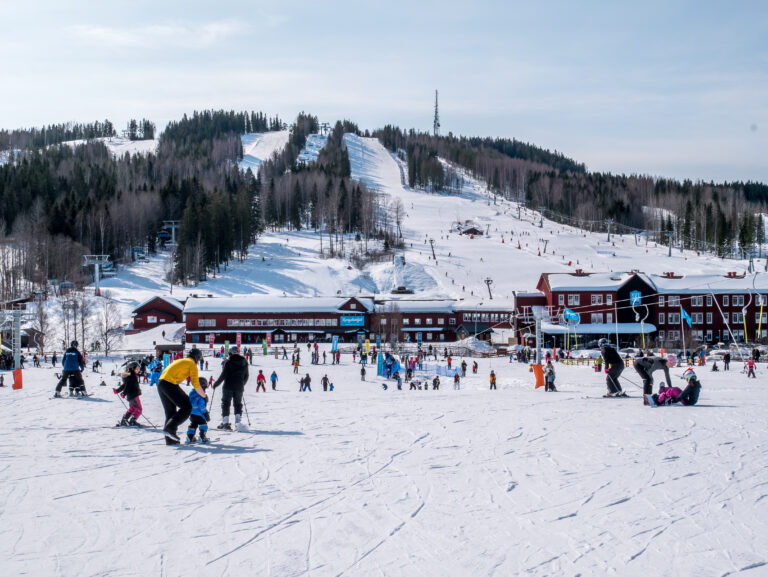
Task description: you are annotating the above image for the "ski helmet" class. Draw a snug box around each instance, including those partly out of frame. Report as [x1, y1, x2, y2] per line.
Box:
[598, 338, 609, 348]
[683, 368, 696, 381]
[188, 348, 202, 363]
[71, 340, 78, 348]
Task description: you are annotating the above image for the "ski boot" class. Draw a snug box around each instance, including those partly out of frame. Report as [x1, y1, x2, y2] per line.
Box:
[199, 430, 210, 444]
[235, 414, 248, 432]
[217, 421, 232, 431]
[53, 391, 62, 398]
[118, 415, 130, 427]
[186, 433, 197, 444]
[163, 428, 181, 444]
[128, 416, 143, 427]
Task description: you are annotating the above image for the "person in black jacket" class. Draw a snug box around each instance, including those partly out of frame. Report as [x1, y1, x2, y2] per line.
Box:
[114, 361, 143, 426]
[599, 338, 625, 396]
[54, 341, 86, 397]
[212, 348, 249, 430]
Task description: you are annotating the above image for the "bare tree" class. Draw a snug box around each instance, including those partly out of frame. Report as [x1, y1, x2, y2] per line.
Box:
[97, 292, 123, 357]
[31, 302, 49, 355]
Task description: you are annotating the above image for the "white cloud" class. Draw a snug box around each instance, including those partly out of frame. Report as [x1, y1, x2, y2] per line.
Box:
[68, 20, 248, 49]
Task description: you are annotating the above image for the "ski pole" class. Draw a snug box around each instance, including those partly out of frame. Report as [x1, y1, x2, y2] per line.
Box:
[243, 398, 251, 426]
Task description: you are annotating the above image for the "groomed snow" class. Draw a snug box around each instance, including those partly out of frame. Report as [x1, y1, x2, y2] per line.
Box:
[1, 352, 766, 576]
[240, 131, 290, 172]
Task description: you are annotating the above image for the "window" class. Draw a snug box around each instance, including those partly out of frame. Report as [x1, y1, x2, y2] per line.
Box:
[481, 313, 489, 322]
[438, 318, 445, 325]
[426, 318, 433, 325]
[350, 303, 357, 310]
[558, 294, 565, 306]
[568, 294, 580, 306]
[658, 330, 665, 340]
[706, 312, 713, 324]
[607, 294, 613, 305]
[606, 313, 613, 324]
[668, 330, 680, 341]
[668, 296, 680, 307]
[591, 294, 603, 305]
[439, 333, 445, 341]
[427, 333, 433, 341]
[691, 296, 703, 307]
[692, 330, 703, 341]
[758, 295, 768, 306]
[147, 315, 157, 324]
[403, 318, 410, 325]
[706, 295, 713, 306]
[414, 318, 422, 325]
[659, 296, 665, 306]
[380, 318, 387, 325]
[668, 313, 681, 324]
[463, 313, 472, 322]
[591, 313, 603, 323]
[695, 312, 704, 324]
[658, 313, 665, 325]
[706, 330, 713, 341]
[449, 318, 456, 325]
[733, 312, 743, 324]
[733, 295, 745, 307]
[198, 319, 215, 327]
[491, 313, 499, 322]
[756, 312, 767, 324]
[723, 296, 729, 306]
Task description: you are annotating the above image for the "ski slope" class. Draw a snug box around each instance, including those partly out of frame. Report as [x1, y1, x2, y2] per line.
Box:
[1, 351, 766, 577]
[239, 130, 290, 172]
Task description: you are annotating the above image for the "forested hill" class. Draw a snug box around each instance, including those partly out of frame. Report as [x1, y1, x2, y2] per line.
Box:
[373, 125, 768, 258]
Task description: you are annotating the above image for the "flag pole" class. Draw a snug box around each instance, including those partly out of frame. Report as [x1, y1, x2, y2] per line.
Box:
[680, 305, 687, 361]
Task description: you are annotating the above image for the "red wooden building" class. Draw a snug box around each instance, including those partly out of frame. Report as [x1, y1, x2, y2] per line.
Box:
[130, 296, 184, 333]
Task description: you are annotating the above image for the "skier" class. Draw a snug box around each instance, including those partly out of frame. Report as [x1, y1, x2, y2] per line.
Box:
[256, 369, 266, 391]
[544, 361, 557, 392]
[157, 348, 205, 444]
[394, 371, 403, 390]
[360, 365, 366, 381]
[211, 347, 249, 431]
[270, 370, 278, 390]
[461, 360, 467, 377]
[490, 369, 498, 390]
[599, 338, 625, 397]
[746, 358, 757, 378]
[186, 377, 211, 443]
[302, 373, 312, 392]
[54, 341, 86, 397]
[472, 361, 478, 374]
[149, 360, 162, 387]
[114, 361, 143, 426]
[676, 368, 702, 406]
[432, 375, 440, 390]
[723, 352, 731, 370]
[453, 372, 460, 390]
[321, 374, 330, 391]
[52, 351, 58, 367]
[634, 352, 672, 404]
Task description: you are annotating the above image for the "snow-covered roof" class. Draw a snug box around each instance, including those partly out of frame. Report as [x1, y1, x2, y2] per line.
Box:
[541, 322, 657, 335]
[132, 295, 184, 313]
[375, 299, 456, 313]
[544, 272, 653, 292]
[454, 298, 515, 311]
[652, 273, 768, 294]
[184, 295, 374, 314]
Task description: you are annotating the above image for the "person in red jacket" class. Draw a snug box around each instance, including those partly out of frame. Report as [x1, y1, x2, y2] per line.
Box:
[256, 369, 267, 391]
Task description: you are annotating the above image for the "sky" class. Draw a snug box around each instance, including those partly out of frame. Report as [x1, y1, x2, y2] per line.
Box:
[1, 0, 766, 183]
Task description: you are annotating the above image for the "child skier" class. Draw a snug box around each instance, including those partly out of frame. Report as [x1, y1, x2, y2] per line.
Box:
[544, 361, 557, 392]
[186, 377, 211, 443]
[490, 370, 497, 390]
[270, 370, 278, 390]
[256, 369, 266, 391]
[114, 361, 143, 426]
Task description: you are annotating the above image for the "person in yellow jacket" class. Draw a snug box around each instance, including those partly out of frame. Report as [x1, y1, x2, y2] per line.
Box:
[158, 348, 205, 445]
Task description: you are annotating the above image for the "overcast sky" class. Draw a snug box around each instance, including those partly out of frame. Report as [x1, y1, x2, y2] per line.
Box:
[2, 0, 766, 182]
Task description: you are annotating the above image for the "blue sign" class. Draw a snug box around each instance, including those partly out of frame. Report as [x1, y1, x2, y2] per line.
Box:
[417, 332, 423, 344]
[340, 315, 365, 327]
[331, 335, 339, 352]
[630, 291, 641, 306]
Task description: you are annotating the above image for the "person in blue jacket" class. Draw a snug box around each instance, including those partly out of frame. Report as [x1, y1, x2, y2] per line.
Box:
[186, 377, 211, 443]
[149, 360, 162, 387]
[54, 341, 86, 397]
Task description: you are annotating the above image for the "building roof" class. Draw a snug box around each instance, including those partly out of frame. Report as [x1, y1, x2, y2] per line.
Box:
[541, 322, 657, 335]
[183, 295, 374, 314]
[651, 273, 768, 295]
[374, 299, 456, 313]
[542, 272, 654, 292]
[133, 295, 183, 313]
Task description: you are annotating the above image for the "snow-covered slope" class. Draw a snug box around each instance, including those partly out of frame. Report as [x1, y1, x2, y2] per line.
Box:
[61, 136, 158, 157]
[1, 353, 766, 577]
[298, 133, 328, 164]
[239, 130, 290, 172]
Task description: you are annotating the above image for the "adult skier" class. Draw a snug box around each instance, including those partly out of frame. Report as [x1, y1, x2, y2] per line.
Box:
[158, 348, 204, 444]
[634, 352, 672, 404]
[54, 340, 86, 397]
[270, 370, 278, 391]
[599, 338, 625, 397]
[211, 347, 249, 431]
